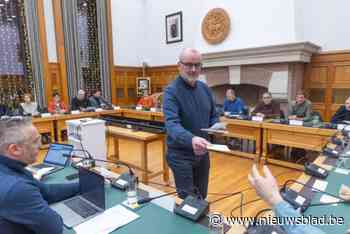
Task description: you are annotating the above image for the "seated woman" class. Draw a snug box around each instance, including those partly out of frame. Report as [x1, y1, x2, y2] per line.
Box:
[48, 93, 67, 114]
[331, 97, 350, 124]
[20, 93, 40, 116]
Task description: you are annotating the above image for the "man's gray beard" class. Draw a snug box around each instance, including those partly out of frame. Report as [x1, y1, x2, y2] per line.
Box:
[184, 76, 197, 83]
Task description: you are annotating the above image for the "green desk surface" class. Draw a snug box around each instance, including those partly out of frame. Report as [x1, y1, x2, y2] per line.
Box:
[304, 168, 350, 233]
[45, 168, 210, 234]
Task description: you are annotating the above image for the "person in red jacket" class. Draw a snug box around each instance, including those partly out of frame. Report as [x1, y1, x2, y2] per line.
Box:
[48, 93, 67, 114]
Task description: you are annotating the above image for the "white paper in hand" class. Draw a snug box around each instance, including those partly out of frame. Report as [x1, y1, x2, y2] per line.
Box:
[207, 144, 230, 152]
[210, 122, 227, 130]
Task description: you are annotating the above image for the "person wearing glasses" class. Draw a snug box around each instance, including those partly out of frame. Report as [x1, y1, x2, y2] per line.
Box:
[223, 89, 247, 115]
[163, 48, 219, 199]
[252, 92, 280, 119]
[0, 117, 79, 233]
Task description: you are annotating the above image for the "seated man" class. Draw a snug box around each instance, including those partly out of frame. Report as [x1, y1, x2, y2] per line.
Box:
[20, 93, 40, 116]
[223, 89, 246, 115]
[0, 103, 10, 116]
[252, 92, 280, 119]
[248, 165, 326, 234]
[0, 117, 79, 234]
[331, 96, 350, 124]
[89, 90, 112, 109]
[70, 89, 91, 111]
[287, 90, 312, 121]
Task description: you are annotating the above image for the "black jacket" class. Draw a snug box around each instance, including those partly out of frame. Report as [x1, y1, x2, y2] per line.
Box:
[331, 105, 350, 124]
[70, 97, 90, 110]
[0, 104, 10, 116]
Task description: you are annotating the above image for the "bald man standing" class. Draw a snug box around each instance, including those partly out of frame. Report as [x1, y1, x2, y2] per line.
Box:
[163, 48, 219, 199]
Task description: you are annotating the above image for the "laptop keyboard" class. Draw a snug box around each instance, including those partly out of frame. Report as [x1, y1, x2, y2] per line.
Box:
[64, 197, 99, 218]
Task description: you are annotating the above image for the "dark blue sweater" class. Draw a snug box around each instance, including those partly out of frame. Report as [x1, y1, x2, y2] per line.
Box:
[163, 76, 219, 157]
[0, 155, 79, 234]
[223, 97, 246, 114]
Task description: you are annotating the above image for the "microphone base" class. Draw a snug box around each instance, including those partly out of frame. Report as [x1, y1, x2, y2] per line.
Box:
[280, 188, 310, 213]
[174, 195, 209, 222]
[111, 172, 133, 190]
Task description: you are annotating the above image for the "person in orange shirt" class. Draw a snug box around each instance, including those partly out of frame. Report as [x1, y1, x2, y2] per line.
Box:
[48, 93, 67, 114]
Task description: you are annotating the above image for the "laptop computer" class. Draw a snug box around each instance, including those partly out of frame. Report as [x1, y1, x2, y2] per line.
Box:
[29, 143, 73, 176]
[50, 167, 105, 228]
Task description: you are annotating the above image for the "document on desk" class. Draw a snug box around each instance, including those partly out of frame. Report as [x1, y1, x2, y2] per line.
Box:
[74, 205, 139, 234]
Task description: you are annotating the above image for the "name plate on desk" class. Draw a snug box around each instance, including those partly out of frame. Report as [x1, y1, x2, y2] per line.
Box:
[71, 110, 80, 115]
[41, 113, 51, 118]
[136, 106, 143, 111]
[150, 107, 157, 112]
[114, 106, 121, 110]
[289, 120, 303, 126]
[95, 108, 103, 112]
[252, 116, 264, 122]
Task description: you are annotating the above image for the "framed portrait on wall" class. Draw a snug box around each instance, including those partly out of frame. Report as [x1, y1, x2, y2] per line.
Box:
[165, 11, 183, 44]
[136, 77, 151, 97]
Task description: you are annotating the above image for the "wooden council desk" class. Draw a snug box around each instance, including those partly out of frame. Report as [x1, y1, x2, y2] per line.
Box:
[107, 126, 169, 184]
[32, 116, 56, 148]
[220, 117, 262, 162]
[262, 122, 336, 170]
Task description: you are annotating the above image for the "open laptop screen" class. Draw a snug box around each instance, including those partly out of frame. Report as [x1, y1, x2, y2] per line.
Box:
[79, 167, 105, 210]
[44, 143, 73, 166]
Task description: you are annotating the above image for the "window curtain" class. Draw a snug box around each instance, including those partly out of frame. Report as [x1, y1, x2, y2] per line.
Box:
[61, 0, 111, 101]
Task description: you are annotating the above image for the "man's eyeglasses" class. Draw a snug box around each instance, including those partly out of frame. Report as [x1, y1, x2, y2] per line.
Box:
[179, 61, 202, 69]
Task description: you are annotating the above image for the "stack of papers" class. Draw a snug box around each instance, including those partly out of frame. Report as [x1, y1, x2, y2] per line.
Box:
[74, 205, 139, 234]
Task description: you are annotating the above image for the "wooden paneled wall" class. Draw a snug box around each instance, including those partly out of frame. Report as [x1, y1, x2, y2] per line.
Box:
[112, 66, 142, 106]
[47, 63, 64, 100]
[47, 63, 179, 107]
[147, 65, 178, 94]
[304, 51, 350, 121]
[110, 65, 178, 106]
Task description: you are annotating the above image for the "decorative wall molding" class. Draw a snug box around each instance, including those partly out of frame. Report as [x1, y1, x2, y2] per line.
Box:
[202, 42, 321, 67]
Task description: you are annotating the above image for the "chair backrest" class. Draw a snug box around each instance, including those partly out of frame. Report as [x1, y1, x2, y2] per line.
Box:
[311, 111, 323, 122]
[280, 110, 285, 119]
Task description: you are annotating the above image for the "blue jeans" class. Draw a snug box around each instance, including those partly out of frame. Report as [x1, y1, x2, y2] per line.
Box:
[166, 151, 210, 199]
